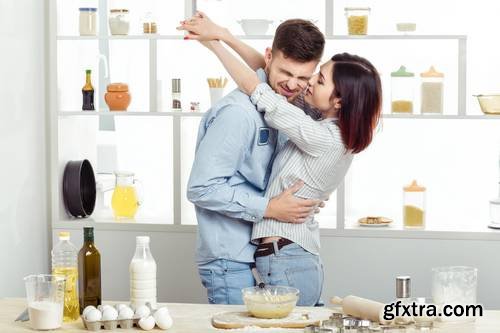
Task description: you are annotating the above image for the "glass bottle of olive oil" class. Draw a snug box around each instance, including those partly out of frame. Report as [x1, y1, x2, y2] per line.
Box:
[78, 227, 101, 313]
[82, 69, 95, 110]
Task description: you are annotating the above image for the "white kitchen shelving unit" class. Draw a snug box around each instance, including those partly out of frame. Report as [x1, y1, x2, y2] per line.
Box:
[49, 0, 500, 241]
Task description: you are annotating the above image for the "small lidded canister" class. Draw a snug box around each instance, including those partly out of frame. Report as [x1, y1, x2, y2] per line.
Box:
[403, 180, 426, 229]
[420, 66, 444, 114]
[391, 65, 415, 114]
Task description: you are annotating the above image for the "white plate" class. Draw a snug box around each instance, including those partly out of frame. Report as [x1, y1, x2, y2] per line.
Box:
[358, 222, 391, 228]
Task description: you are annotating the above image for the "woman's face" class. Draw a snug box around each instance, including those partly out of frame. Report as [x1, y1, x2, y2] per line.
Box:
[304, 60, 340, 113]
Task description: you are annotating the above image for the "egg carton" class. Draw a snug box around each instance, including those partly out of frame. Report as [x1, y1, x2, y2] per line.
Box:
[81, 315, 141, 331]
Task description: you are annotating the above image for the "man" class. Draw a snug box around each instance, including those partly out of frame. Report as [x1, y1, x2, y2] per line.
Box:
[186, 19, 325, 304]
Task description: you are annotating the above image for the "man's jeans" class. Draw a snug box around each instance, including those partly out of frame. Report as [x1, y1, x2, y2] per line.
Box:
[255, 243, 324, 306]
[198, 259, 255, 304]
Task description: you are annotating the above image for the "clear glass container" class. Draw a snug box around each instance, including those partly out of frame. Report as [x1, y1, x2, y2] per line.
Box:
[403, 180, 425, 229]
[345, 7, 370, 35]
[109, 9, 130, 35]
[111, 172, 141, 219]
[431, 266, 477, 323]
[420, 66, 444, 114]
[79, 8, 97, 36]
[130, 236, 157, 308]
[143, 12, 158, 34]
[391, 66, 415, 114]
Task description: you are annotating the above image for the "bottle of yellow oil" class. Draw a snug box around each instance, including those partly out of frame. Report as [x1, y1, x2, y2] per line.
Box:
[52, 231, 80, 321]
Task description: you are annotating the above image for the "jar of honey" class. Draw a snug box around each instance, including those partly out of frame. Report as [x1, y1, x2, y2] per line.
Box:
[403, 180, 426, 229]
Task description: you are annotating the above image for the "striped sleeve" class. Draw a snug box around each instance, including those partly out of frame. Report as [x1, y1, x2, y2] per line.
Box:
[250, 82, 340, 157]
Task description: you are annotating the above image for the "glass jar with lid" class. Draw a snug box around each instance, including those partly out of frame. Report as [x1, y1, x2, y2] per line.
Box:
[420, 66, 444, 114]
[391, 65, 415, 113]
[344, 7, 370, 35]
[109, 9, 130, 35]
[79, 8, 97, 36]
[403, 180, 426, 229]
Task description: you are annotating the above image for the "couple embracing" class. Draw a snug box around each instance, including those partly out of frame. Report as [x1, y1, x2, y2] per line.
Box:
[182, 13, 382, 306]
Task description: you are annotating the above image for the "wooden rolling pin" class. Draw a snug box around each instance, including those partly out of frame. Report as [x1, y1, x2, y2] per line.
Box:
[331, 295, 394, 325]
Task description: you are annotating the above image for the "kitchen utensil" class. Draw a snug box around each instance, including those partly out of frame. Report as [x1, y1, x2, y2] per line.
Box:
[24, 275, 66, 330]
[331, 295, 392, 324]
[104, 83, 131, 111]
[237, 19, 273, 35]
[211, 308, 332, 329]
[474, 94, 500, 115]
[63, 159, 96, 218]
[242, 285, 299, 319]
[431, 266, 478, 323]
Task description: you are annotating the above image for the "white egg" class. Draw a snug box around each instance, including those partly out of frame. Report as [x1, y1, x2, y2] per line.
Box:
[135, 305, 151, 318]
[85, 308, 102, 322]
[118, 307, 134, 320]
[82, 305, 97, 318]
[115, 303, 128, 312]
[154, 307, 169, 317]
[155, 314, 173, 330]
[101, 307, 118, 321]
[98, 304, 113, 312]
[138, 315, 156, 331]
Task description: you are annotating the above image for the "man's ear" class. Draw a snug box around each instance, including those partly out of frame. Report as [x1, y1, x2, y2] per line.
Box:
[264, 47, 273, 68]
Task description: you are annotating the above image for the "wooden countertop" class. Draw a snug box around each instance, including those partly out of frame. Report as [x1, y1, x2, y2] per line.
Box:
[2, 298, 500, 332]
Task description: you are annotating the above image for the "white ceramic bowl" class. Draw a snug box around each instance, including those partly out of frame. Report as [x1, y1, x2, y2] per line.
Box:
[237, 19, 273, 36]
[242, 286, 299, 319]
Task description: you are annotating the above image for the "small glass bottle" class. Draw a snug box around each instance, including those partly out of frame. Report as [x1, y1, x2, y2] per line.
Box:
[82, 69, 95, 111]
[420, 66, 444, 114]
[391, 66, 415, 114]
[172, 78, 182, 111]
[395, 276, 413, 325]
[403, 180, 426, 229]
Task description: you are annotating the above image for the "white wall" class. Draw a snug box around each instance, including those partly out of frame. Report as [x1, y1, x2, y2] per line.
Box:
[0, 0, 49, 295]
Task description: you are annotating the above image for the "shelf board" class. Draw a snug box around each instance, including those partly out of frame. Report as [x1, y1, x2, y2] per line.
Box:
[58, 111, 499, 119]
[56, 34, 467, 41]
[58, 111, 205, 117]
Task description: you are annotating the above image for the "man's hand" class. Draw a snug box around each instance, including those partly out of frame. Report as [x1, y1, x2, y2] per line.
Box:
[264, 181, 321, 223]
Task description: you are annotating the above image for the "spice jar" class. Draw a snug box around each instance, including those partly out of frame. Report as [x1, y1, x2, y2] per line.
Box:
[391, 65, 415, 113]
[105, 83, 131, 111]
[345, 7, 370, 35]
[190, 102, 200, 112]
[403, 180, 426, 229]
[420, 66, 444, 114]
[79, 8, 97, 36]
[172, 79, 182, 111]
[109, 9, 130, 35]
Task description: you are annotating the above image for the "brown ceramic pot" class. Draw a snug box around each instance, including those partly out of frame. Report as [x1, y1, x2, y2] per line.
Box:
[105, 83, 131, 111]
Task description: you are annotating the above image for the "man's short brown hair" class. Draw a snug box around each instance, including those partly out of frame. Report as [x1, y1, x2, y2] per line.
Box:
[272, 19, 325, 62]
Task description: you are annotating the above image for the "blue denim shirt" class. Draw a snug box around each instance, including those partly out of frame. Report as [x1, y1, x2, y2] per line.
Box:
[187, 69, 278, 264]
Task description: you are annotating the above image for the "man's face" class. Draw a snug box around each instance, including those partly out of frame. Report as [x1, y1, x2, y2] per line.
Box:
[264, 48, 319, 101]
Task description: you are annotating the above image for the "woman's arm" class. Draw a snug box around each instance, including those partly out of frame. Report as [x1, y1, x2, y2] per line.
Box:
[203, 40, 261, 97]
[178, 12, 265, 70]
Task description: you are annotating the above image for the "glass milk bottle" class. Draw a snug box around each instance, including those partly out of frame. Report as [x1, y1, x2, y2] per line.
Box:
[420, 66, 444, 114]
[130, 236, 157, 309]
[391, 66, 415, 114]
[403, 180, 426, 229]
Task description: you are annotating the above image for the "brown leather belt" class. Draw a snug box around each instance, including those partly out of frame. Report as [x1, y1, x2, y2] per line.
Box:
[253, 238, 294, 259]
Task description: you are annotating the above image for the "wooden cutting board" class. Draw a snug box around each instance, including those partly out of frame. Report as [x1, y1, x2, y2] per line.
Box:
[212, 308, 332, 329]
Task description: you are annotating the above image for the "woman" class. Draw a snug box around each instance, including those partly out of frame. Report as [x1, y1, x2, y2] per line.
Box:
[179, 13, 382, 306]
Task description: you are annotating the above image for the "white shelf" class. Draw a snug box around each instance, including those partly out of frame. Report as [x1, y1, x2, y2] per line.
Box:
[58, 111, 205, 117]
[58, 111, 500, 120]
[56, 34, 466, 41]
[53, 217, 500, 241]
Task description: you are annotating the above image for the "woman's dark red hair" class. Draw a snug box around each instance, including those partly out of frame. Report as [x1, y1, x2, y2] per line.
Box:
[330, 53, 382, 153]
